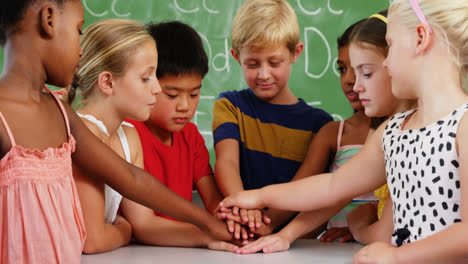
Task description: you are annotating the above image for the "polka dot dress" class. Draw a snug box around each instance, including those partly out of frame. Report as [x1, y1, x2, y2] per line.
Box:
[382, 103, 468, 246]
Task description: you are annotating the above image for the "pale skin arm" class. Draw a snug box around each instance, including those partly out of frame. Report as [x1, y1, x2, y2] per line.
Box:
[65, 104, 232, 242]
[218, 120, 389, 213]
[235, 200, 351, 254]
[354, 115, 468, 264]
[197, 174, 223, 214]
[348, 196, 393, 245]
[214, 138, 268, 238]
[252, 122, 337, 237]
[74, 165, 132, 254]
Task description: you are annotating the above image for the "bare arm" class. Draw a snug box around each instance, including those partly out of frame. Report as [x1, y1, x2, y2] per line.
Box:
[348, 196, 393, 245]
[255, 123, 337, 235]
[214, 139, 243, 196]
[355, 114, 468, 263]
[119, 130, 236, 251]
[197, 174, 224, 214]
[391, 115, 468, 263]
[234, 200, 350, 254]
[65, 104, 231, 241]
[219, 120, 389, 212]
[74, 166, 132, 254]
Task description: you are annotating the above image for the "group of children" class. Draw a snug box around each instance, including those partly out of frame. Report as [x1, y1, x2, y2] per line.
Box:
[0, 0, 467, 263]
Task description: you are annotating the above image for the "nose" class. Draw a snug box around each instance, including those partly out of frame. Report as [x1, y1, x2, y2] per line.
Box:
[152, 78, 162, 95]
[176, 96, 189, 112]
[257, 65, 271, 80]
[353, 75, 365, 94]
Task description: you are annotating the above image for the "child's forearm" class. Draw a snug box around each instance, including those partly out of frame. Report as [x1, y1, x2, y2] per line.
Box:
[277, 201, 348, 243]
[394, 223, 468, 263]
[260, 173, 339, 211]
[131, 217, 214, 248]
[82, 221, 131, 254]
[125, 164, 231, 240]
[214, 159, 244, 196]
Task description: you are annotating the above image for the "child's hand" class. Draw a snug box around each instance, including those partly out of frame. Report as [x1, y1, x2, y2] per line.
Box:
[230, 221, 251, 240]
[217, 189, 264, 212]
[208, 217, 238, 242]
[205, 239, 240, 253]
[239, 209, 271, 232]
[353, 241, 397, 264]
[234, 233, 291, 254]
[320, 227, 354, 243]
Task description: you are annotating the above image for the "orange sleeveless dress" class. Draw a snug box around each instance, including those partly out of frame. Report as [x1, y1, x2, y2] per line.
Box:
[0, 91, 86, 263]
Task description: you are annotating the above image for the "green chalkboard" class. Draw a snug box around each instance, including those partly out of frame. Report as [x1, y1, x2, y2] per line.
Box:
[0, 0, 390, 165]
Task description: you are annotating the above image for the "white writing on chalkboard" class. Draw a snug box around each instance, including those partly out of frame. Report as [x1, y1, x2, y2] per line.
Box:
[304, 27, 331, 79]
[82, 0, 130, 17]
[296, 0, 343, 16]
[173, 0, 220, 14]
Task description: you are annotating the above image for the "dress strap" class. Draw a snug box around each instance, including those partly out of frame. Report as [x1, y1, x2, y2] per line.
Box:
[44, 86, 71, 137]
[0, 112, 16, 147]
[117, 126, 131, 162]
[336, 119, 345, 148]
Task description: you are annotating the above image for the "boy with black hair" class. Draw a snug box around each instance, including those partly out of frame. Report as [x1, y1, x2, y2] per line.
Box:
[123, 21, 235, 251]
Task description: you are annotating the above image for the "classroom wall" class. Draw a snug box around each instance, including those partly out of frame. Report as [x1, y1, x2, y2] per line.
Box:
[0, 0, 391, 165]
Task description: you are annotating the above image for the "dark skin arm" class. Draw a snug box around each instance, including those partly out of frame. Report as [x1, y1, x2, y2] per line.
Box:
[65, 103, 231, 241]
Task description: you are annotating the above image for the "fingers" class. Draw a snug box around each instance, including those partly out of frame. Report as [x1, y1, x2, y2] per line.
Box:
[339, 232, 354, 243]
[241, 226, 249, 240]
[207, 241, 239, 253]
[236, 235, 289, 254]
[234, 222, 242, 240]
[233, 207, 239, 216]
[320, 227, 350, 242]
[227, 220, 235, 233]
[225, 213, 242, 223]
[240, 208, 248, 224]
[236, 237, 276, 254]
[263, 213, 271, 225]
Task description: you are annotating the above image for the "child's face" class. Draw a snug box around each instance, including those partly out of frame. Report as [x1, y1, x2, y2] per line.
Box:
[350, 43, 398, 117]
[48, 0, 84, 87]
[113, 40, 160, 121]
[232, 44, 301, 104]
[147, 73, 202, 133]
[384, 15, 416, 99]
[337, 45, 362, 111]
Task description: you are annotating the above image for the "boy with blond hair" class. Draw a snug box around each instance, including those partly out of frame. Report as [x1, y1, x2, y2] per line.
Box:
[213, 0, 332, 239]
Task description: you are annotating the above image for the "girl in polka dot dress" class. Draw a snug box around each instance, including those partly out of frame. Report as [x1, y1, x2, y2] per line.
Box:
[219, 0, 468, 262]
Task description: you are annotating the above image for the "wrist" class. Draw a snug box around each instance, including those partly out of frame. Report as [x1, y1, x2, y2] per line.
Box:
[277, 227, 297, 245]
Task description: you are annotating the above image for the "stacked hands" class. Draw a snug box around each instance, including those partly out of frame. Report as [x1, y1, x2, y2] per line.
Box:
[214, 190, 393, 264]
[214, 190, 294, 254]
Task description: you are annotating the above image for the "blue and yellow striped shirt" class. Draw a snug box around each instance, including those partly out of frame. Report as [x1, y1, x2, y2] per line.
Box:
[212, 89, 332, 190]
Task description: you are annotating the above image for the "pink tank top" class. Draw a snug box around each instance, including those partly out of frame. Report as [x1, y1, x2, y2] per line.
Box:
[0, 90, 86, 263]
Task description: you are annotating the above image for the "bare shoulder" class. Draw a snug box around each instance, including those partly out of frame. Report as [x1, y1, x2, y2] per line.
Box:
[122, 125, 142, 149]
[315, 120, 340, 142]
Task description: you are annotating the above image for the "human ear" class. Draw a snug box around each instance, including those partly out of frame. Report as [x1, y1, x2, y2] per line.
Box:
[231, 48, 241, 64]
[415, 24, 431, 55]
[292, 42, 304, 63]
[97, 71, 114, 96]
[39, 4, 56, 38]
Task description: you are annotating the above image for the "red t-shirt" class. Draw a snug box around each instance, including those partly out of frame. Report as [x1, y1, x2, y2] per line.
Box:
[127, 121, 213, 220]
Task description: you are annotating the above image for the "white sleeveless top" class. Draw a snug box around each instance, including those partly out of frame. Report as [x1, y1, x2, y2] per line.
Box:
[382, 103, 468, 246]
[78, 113, 133, 224]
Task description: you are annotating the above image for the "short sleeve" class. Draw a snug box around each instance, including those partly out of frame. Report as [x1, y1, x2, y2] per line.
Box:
[188, 124, 214, 184]
[212, 97, 241, 145]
